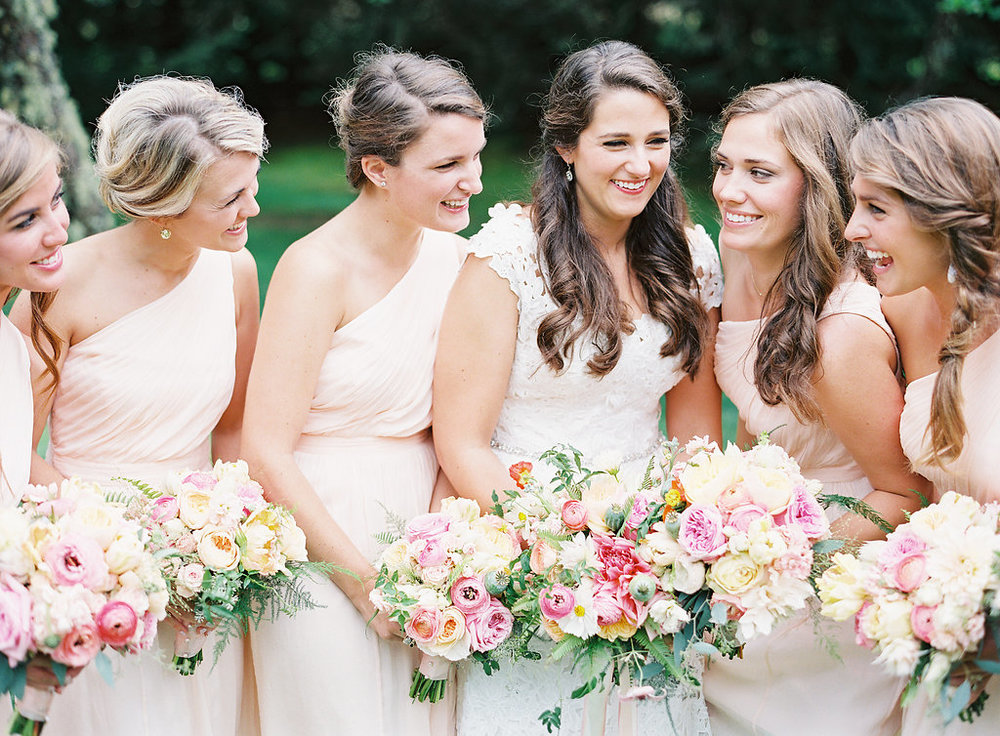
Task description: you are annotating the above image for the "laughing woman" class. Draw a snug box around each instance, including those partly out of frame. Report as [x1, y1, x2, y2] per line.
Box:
[846, 96, 1000, 736]
[240, 49, 486, 735]
[12, 76, 266, 735]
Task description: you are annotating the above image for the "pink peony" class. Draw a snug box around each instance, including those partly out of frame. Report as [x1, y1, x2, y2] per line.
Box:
[560, 500, 588, 532]
[405, 513, 450, 543]
[466, 600, 513, 652]
[96, 600, 139, 648]
[51, 623, 101, 667]
[44, 534, 109, 589]
[150, 496, 179, 522]
[726, 504, 768, 534]
[416, 539, 448, 568]
[451, 576, 490, 616]
[0, 574, 33, 667]
[592, 580, 624, 627]
[405, 607, 443, 644]
[181, 471, 216, 491]
[777, 487, 829, 539]
[539, 584, 575, 619]
[677, 505, 728, 561]
[592, 534, 646, 580]
[910, 605, 936, 644]
[887, 554, 928, 593]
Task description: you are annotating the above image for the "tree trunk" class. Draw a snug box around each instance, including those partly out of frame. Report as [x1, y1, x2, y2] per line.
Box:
[0, 0, 112, 239]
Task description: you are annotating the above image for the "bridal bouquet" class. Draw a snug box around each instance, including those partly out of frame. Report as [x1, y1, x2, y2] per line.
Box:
[370, 496, 520, 702]
[1, 477, 168, 734]
[818, 491, 1000, 724]
[119, 459, 320, 674]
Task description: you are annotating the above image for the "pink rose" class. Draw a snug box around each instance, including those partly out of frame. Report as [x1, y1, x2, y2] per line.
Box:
[44, 534, 109, 589]
[96, 600, 139, 648]
[887, 554, 928, 592]
[51, 623, 101, 667]
[405, 607, 443, 645]
[466, 600, 513, 652]
[560, 500, 588, 532]
[622, 495, 652, 541]
[0, 574, 33, 667]
[777, 487, 829, 540]
[677, 505, 728, 561]
[529, 540, 558, 574]
[592, 534, 646, 580]
[405, 513, 450, 543]
[181, 471, 216, 490]
[539, 584, 575, 619]
[416, 539, 448, 568]
[878, 530, 927, 568]
[151, 496, 179, 522]
[726, 504, 768, 534]
[911, 605, 936, 644]
[451, 576, 490, 616]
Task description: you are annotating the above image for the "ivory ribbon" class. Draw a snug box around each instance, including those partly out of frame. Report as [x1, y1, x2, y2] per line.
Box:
[580, 669, 638, 736]
[174, 626, 210, 658]
[16, 685, 54, 721]
[418, 653, 451, 680]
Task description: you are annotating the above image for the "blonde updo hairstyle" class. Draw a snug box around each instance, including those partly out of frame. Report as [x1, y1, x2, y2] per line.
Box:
[94, 76, 267, 219]
[0, 110, 64, 383]
[850, 97, 1000, 465]
[330, 47, 487, 190]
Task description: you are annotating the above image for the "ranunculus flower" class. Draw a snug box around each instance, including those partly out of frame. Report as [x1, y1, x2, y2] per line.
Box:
[405, 606, 443, 644]
[887, 554, 928, 593]
[560, 500, 588, 531]
[0, 574, 33, 666]
[451, 576, 490, 616]
[44, 534, 109, 589]
[539, 584, 575, 620]
[910, 604, 936, 644]
[51, 623, 101, 667]
[466, 600, 513, 652]
[405, 513, 450, 543]
[416, 539, 447, 568]
[96, 600, 138, 648]
[529, 540, 558, 574]
[197, 528, 241, 570]
[726, 504, 768, 535]
[677, 505, 727, 561]
[150, 496, 179, 522]
[777, 487, 829, 540]
[178, 488, 212, 529]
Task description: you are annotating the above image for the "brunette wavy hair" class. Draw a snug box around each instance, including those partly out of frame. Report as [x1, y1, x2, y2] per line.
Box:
[532, 40, 708, 377]
[850, 97, 1000, 465]
[716, 80, 864, 421]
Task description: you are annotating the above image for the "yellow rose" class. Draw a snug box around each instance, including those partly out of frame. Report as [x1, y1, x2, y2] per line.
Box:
[679, 445, 743, 506]
[708, 553, 763, 596]
[241, 524, 282, 575]
[23, 517, 58, 568]
[178, 487, 212, 529]
[197, 527, 241, 570]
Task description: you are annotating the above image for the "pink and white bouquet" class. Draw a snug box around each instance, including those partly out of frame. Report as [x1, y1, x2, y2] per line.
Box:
[1, 477, 168, 734]
[370, 496, 521, 702]
[120, 459, 321, 674]
[818, 491, 1000, 724]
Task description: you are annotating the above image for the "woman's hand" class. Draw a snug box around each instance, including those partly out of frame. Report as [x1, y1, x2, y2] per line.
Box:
[25, 655, 83, 693]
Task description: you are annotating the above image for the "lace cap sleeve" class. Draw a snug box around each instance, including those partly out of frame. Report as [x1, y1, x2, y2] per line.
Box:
[466, 203, 543, 305]
[686, 224, 723, 310]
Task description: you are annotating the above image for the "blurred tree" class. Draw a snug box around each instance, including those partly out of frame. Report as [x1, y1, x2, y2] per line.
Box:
[0, 0, 112, 238]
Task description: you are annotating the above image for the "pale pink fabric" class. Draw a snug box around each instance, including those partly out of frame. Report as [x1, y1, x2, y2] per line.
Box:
[0, 312, 31, 502]
[43, 248, 247, 736]
[703, 277, 904, 736]
[248, 229, 460, 736]
[899, 328, 1000, 736]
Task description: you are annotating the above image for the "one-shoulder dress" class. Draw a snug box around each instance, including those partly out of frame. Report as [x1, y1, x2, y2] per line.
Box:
[246, 229, 460, 735]
[898, 328, 1000, 736]
[0, 311, 31, 502]
[455, 203, 723, 736]
[42, 248, 248, 736]
[703, 276, 904, 736]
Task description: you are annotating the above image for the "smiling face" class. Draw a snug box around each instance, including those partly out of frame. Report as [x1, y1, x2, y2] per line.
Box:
[160, 151, 261, 252]
[561, 87, 673, 235]
[0, 160, 69, 299]
[383, 112, 486, 233]
[712, 112, 805, 262]
[845, 175, 950, 297]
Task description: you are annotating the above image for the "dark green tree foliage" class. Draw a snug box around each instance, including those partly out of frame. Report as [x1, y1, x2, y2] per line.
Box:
[0, 0, 112, 239]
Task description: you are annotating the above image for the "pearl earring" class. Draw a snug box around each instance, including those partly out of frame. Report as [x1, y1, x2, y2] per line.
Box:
[379, 181, 387, 188]
[160, 228, 171, 240]
[565, 163, 574, 182]
[947, 264, 957, 284]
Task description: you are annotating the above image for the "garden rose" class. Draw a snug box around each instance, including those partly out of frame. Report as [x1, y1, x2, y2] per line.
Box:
[425, 607, 470, 660]
[560, 500, 588, 531]
[529, 540, 558, 574]
[708, 553, 763, 596]
[677, 505, 727, 561]
[416, 539, 448, 568]
[887, 554, 928, 593]
[466, 600, 513, 652]
[0, 574, 33, 666]
[150, 496, 179, 522]
[405, 513, 450, 543]
[51, 623, 101, 667]
[95, 600, 138, 648]
[726, 504, 768, 534]
[105, 532, 145, 574]
[44, 534, 109, 589]
[178, 487, 212, 529]
[450, 576, 490, 616]
[405, 606, 443, 644]
[777, 487, 829, 539]
[197, 528, 241, 570]
[539, 584, 575, 620]
[910, 604, 936, 644]
[176, 563, 206, 598]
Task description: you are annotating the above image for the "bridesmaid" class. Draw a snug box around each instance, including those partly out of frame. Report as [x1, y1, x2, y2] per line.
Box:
[701, 80, 929, 736]
[0, 110, 67, 499]
[845, 96, 1000, 736]
[240, 50, 485, 735]
[12, 76, 266, 735]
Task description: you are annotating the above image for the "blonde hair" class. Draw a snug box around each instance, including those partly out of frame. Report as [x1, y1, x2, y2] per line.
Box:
[851, 97, 1000, 465]
[94, 76, 267, 218]
[330, 47, 487, 190]
[0, 109, 64, 383]
[716, 79, 864, 421]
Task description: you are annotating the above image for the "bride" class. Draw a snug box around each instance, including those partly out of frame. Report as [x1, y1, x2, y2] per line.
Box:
[433, 41, 722, 735]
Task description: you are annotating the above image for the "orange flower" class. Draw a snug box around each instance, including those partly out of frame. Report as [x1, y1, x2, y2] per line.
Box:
[508, 461, 533, 489]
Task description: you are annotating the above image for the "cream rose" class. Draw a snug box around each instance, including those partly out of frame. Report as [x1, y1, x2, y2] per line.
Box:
[197, 527, 241, 570]
[178, 487, 212, 530]
[679, 445, 744, 506]
[104, 532, 145, 574]
[708, 553, 763, 596]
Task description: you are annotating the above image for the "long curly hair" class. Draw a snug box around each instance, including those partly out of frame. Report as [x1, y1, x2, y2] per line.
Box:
[850, 97, 1000, 465]
[716, 80, 864, 421]
[532, 40, 708, 377]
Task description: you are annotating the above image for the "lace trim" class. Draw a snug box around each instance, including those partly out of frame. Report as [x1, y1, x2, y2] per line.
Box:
[490, 438, 663, 466]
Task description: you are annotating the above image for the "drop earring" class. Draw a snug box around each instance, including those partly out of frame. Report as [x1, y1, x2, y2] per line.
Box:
[160, 228, 171, 240]
[565, 163, 574, 182]
[947, 264, 957, 284]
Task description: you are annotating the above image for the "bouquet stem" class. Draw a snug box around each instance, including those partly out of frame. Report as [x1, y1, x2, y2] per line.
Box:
[410, 654, 449, 703]
[9, 686, 53, 735]
[172, 627, 209, 676]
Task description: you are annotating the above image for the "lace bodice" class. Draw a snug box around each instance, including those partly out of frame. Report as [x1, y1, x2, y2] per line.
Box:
[468, 202, 722, 470]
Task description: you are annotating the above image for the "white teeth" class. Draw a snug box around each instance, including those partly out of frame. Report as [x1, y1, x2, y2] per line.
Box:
[34, 253, 59, 266]
[614, 180, 645, 191]
[726, 212, 760, 224]
[865, 249, 890, 260]
[442, 200, 467, 208]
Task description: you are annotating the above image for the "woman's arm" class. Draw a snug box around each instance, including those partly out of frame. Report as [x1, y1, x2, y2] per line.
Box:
[212, 248, 260, 463]
[663, 306, 724, 446]
[433, 255, 519, 512]
[814, 313, 929, 541]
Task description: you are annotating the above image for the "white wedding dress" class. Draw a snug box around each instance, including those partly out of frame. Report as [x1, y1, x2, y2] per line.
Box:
[455, 203, 723, 736]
